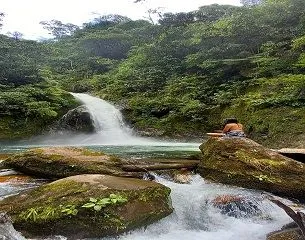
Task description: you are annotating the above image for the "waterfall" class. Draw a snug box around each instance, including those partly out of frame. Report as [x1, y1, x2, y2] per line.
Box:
[70, 93, 134, 140]
[39, 93, 147, 146]
[18, 92, 199, 148]
[46, 93, 196, 147]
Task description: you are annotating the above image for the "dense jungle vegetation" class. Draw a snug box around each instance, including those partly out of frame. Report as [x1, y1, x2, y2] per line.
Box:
[1, 0, 305, 147]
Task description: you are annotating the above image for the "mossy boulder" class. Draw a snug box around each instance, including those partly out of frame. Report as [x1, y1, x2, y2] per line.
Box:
[198, 137, 305, 200]
[266, 228, 303, 240]
[3, 147, 141, 179]
[0, 174, 173, 239]
[55, 105, 95, 133]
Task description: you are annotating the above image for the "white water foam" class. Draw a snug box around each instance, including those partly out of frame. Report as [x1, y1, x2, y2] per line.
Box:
[105, 174, 292, 240]
[0, 175, 296, 240]
[32, 93, 200, 148]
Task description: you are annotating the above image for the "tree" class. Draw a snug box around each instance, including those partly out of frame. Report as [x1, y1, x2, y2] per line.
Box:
[145, 8, 163, 24]
[0, 12, 4, 29]
[7, 31, 24, 40]
[83, 14, 131, 30]
[159, 12, 195, 26]
[194, 4, 240, 23]
[40, 20, 79, 38]
[240, 0, 262, 6]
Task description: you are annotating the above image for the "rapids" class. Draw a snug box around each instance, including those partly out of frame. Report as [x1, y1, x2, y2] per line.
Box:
[0, 93, 298, 239]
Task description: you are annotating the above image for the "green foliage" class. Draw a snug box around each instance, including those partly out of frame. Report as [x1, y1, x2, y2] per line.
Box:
[2, 0, 305, 145]
[0, 81, 78, 139]
[40, 19, 79, 39]
[82, 194, 128, 212]
[0, 12, 4, 29]
[60, 204, 78, 216]
[24, 208, 39, 221]
[0, 35, 45, 86]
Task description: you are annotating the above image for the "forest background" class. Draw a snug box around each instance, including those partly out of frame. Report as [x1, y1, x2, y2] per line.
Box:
[1, 0, 305, 148]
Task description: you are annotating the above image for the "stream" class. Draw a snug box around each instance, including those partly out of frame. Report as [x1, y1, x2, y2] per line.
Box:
[0, 93, 297, 239]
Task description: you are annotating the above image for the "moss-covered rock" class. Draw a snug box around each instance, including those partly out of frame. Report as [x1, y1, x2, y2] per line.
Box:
[0, 174, 173, 239]
[54, 105, 95, 133]
[198, 137, 305, 200]
[266, 228, 303, 240]
[0, 153, 11, 161]
[3, 147, 141, 179]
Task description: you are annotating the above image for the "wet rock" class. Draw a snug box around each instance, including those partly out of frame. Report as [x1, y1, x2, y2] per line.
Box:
[173, 168, 192, 184]
[211, 195, 262, 218]
[0, 174, 173, 239]
[0, 154, 11, 161]
[198, 137, 305, 201]
[0, 212, 26, 240]
[267, 228, 303, 240]
[55, 105, 95, 133]
[268, 198, 305, 238]
[3, 147, 144, 179]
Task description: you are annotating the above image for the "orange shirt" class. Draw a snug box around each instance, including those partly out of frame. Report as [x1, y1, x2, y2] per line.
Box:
[222, 123, 243, 133]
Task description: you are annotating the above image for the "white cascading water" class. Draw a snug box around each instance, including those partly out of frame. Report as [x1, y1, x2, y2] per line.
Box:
[70, 93, 136, 144]
[0, 174, 295, 240]
[37, 93, 149, 146]
[39, 93, 197, 147]
[105, 175, 292, 240]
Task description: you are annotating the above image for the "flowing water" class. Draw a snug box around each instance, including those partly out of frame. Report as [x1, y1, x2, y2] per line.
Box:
[104, 174, 291, 240]
[0, 93, 297, 239]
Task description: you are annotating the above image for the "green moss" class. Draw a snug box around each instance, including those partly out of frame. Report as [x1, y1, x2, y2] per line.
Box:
[2, 180, 172, 238]
[199, 138, 305, 200]
[108, 155, 121, 162]
[139, 187, 171, 202]
[3, 147, 127, 178]
[0, 116, 45, 140]
[82, 149, 105, 156]
[223, 104, 305, 148]
[30, 149, 44, 154]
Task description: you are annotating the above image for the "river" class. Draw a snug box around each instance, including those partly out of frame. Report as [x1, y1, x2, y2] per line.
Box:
[0, 93, 293, 240]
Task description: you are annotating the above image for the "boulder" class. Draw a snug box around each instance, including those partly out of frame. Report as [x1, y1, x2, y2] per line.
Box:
[211, 195, 262, 218]
[55, 105, 95, 133]
[277, 148, 305, 163]
[198, 137, 305, 200]
[267, 228, 303, 240]
[0, 174, 173, 239]
[0, 212, 27, 240]
[3, 147, 143, 179]
[173, 168, 193, 184]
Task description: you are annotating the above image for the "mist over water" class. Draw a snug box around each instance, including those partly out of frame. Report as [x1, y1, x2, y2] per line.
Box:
[27, 93, 200, 149]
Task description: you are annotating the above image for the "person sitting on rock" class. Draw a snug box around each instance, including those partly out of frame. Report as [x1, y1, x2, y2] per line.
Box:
[222, 117, 246, 138]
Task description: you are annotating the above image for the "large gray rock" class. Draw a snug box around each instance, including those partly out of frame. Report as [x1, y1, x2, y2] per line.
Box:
[198, 137, 305, 200]
[0, 174, 173, 239]
[56, 105, 95, 133]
